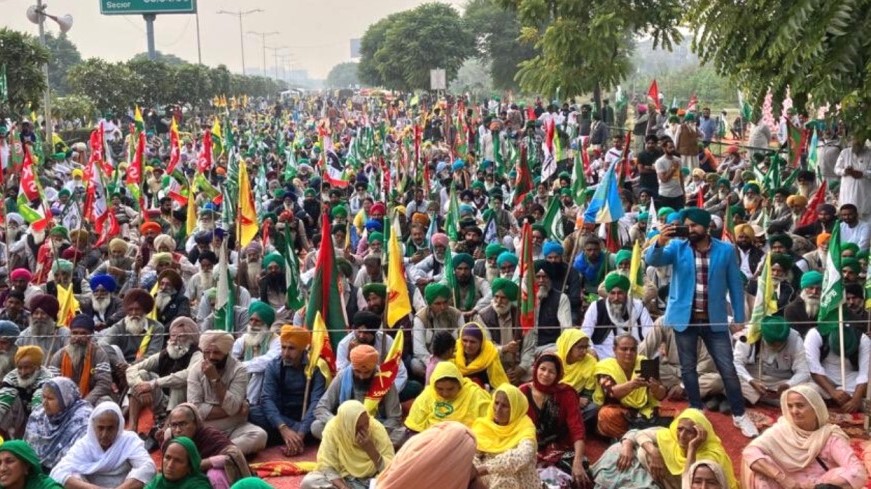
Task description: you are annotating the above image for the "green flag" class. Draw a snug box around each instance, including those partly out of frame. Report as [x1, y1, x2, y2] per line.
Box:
[541, 196, 564, 241]
[818, 220, 843, 335]
[0, 65, 7, 103]
[213, 240, 235, 332]
[445, 182, 460, 242]
[283, 225, 304, 310]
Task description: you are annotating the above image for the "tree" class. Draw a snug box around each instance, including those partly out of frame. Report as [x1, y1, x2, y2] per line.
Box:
[0, 28, 49, 119]
[449, 58, 493, 96]
[687, 0, 871, 138]
[67, 58, 143, 115]
[126, 58, 174, 108]
[325, 62, 360, 89]
[209, 65, 232, 96]
[359, 3, 473, 91]
[500, 0, 682, 109]
[52, 94, 96, 123]
[43, 32, 81, 96]
[463, 0, 534, 91]
[130, 51, 188, 66]
[170, 64, 212, 106]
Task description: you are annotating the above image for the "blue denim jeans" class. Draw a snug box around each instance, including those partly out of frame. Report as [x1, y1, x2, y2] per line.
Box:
[674, 324, 745, 416]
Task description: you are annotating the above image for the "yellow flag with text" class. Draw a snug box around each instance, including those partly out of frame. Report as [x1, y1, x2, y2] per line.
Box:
[386, 218, 412, 327]
[364, 329, 403, 415]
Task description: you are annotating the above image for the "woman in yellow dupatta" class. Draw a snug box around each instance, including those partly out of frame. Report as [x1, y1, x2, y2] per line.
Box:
[405, 361, 491, 433]
[591, 408, 738, 489]
[593, 334, 666, 438]
[455, 322, 509, 389]
[301, 400, 394, 489]
[556, 329, 598, 424]
[471, 384, 540, 489]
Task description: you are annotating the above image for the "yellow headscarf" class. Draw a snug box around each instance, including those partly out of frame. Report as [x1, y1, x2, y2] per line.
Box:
[592, 355, 658, 417]
[405, 362, 491, 432]
[318, 400, 395, 479]
[656, 409, 738, 489]
[471, 384, 537, 454]
[556, 329, 597, 392]
[454, 322, 509, 389]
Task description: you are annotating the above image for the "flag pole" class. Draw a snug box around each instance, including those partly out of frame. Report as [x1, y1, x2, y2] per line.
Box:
[301, 374, 312, 420]
[839, 303, 846, 389]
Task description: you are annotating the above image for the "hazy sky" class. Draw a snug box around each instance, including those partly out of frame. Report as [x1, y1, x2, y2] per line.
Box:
[4, 0, 466, 79]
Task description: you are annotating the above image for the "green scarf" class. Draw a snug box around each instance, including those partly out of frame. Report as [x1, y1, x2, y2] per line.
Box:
[144, 437, 212, 489]
[0, 440, 63, 489]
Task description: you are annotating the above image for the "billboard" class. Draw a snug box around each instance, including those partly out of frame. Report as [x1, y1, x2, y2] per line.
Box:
[100, 0, 197, 15]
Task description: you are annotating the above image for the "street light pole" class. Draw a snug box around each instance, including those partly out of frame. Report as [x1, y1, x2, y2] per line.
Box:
[266, 45, 288, 80]
[28, 1, 72, 149]
[217, 9, 262, 75]
[249, 31, 278, 76]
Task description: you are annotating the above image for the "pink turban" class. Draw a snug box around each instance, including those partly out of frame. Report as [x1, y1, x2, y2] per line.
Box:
[10, 268, 32, 282]
[431, 233, 449, 248]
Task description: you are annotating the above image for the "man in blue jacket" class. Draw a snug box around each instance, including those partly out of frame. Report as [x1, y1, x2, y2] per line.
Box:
[646, 207, 759, 437]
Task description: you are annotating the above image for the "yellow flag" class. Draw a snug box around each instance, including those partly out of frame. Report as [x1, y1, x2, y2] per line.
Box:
[364, 329, 403, 415]
[746, 253, 779, 344]
[56, 283, 79, 327]
[238, 162, 258, 247]
[147, 281, 159, 321]
[185, 185, 197, 237]
[629, 240, 645, 298]
[386, 217, 412, 327]
[306, 311, 335, 383]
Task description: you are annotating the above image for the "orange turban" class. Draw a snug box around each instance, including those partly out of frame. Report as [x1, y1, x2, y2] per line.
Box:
[280, 325, 312, 349]
[817, 232, 831, 247]
[140, 221, 162, 235]
[349, 344, 379, 372]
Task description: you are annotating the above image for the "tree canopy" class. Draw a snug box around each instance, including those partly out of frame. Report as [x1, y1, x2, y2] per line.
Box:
[325, 62, 360, 89]
[463, 0, 534, 91]
[44, 32, 81, 96]
[0, 28, 49, 118]
[358, 3, 473, 91]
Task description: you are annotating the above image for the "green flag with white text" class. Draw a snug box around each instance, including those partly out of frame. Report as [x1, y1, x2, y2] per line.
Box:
[818, 221, 843, 335]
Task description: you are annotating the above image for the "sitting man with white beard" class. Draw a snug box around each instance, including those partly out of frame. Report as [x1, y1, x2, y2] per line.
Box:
[411, 283, 463, 378]
[784, 270, 823, 339]
[88, 239, 135, 294]
[410, 232, 449, 289]
[0, 321, 20, 379]
[185, 251, 217, 310]
[0, 346, 52, 438]
[231, 301, 280, 405]
[17, 293, 69, 360]
[474, 278, 535, 385]
[187, 330, 268, 456]
[48, 314, 114, 405]
[125, 317, 202, 436]
[80, 274, 124, 332]
[99, 288, 165, 364]
[581, 273, 654, 360]
[155, 270, 191, 328]
[235, 242, 263, 293]
[259, 252, 288, 311]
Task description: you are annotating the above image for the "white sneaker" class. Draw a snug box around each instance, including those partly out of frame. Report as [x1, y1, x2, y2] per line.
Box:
[733, 414, 759, 438]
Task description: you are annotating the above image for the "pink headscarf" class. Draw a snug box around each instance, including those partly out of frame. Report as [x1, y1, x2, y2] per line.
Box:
[377, 421, 477, 489]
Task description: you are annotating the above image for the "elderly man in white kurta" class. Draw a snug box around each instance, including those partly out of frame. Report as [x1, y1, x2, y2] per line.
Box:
[835, 140, 871, 223]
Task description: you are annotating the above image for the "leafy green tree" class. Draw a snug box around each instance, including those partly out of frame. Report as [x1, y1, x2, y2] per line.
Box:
[66, 58, 143, 116]
[126, 58, 174, 108]
[0, 28, 49, 118]
[687, 0, 871, 138]
[52, 94, 97, 122]
[209, 65, 232, 96]
[500, 0, 682, 109]
[326, 62, 360, 89]
[463, 0, 534, 90]
[449, 58, 493, 96]
[359, 3, 473, 91]
[130, 51, 188, 66]
[43, 32, 81, 96]
[170, 64, 212, 106]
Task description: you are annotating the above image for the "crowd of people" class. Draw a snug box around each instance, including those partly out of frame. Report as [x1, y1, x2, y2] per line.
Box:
[0, 92, 866, 489]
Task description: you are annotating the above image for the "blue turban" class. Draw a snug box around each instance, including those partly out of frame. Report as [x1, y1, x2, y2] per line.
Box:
[365, 219, 383, 233]
[0, 321, 19, 338]
[496, 251, 518, 267]
[542, 241, 564, 258]
[89, 274, 118, 293]
[452, 159, 466, 172]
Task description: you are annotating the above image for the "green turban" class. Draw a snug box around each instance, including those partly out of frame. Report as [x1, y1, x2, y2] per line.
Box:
[471, 181, 485, 190]
[452, 253, 475, 269]
[50, 225, 69, 240]
[424, 283, 451, 305]
[206, 288, 218, 300]
[717, 178, 731, 188]
[680, 207, 711, 228]
[485, 243, 506, 260]
[657, 207, 675, 218]
[771, 253, 794, 271]
[362, 282, 387, 299]
[58, 188, 71, 198]
[603, 272, 630, 292]
[52, 259, 74, 273]
[638, 212, 649, 222]
[830, 326, 860, 356]
[331, 205, 348, 218]
[800, 270, 823, 289]
[559, 187, 572, 197]
[768, 234, 793, 249]
[248, 300, 276, 326]
[743, 183, 761, 194]
[532, 224, 547, 236]
[842, 257, 861, 273]
[336, 258, 353, 278]
[491, 277, 519, 301]
[496, 252, 518, 267]
[842, 242, 860, 256]
[262, 252, 286, 269]
[761, 316, 790, 344]
[615, 250, 632, 266]
[368, 232, 384, 244]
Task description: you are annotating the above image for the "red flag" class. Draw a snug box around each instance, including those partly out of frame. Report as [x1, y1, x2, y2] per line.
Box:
[94, 209, 120, 248]
[797, 180, 828, 228]
[518, 222, 536, 334]
[696, 185, 705, 208]
[687, 93, 698, 112]
[544, 116, 555, 154]
[90, 124, 113, 177]
[126, 132, 145, 186]
[20, 146, 40, 202]
[197, 131, 212, 173]
[167, 117, 181, 175]
[513, 145, 533, 207]
[647, 80, 661, 111]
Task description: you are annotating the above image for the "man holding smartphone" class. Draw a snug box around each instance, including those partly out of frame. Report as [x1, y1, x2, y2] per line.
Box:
[645, 207, 759, 437]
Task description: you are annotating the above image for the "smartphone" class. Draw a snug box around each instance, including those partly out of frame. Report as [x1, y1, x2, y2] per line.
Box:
[640, 358, 660, 381]
[673, 225, 690, 238]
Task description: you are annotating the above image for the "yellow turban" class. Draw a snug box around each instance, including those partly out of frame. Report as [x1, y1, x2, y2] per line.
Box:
[280, 325, 312, 349]
[734, 223, 755, 239]
[14, 345, 44, 366]
[786, 194, 808, 207]
[108, 238, 128, 253]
